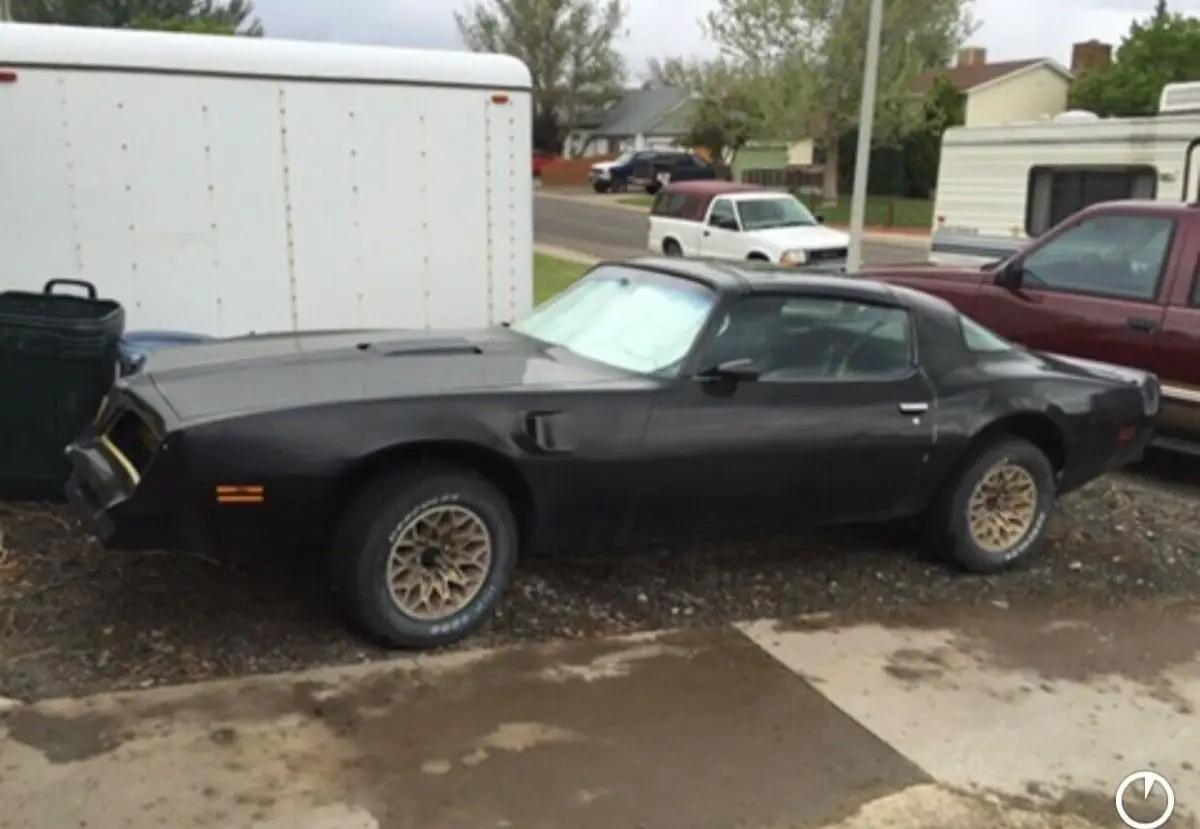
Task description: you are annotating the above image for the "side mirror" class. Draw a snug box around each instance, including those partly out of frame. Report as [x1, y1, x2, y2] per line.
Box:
[699, 357, 761, 382]
[815, 213, 825, 224]
[711, 216, 738, 231]
[994, 259, 1024, 289]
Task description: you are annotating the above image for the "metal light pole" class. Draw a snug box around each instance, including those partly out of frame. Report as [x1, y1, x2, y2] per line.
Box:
[846, 0, 884, 271]
[0, 0, 12, 22]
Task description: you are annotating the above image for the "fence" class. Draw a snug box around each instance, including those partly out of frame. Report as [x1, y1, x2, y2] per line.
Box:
[740, 166, 825, 194]
[540, 155, 616, 189]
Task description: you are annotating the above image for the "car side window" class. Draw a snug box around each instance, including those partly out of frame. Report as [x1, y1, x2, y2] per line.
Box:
[694, 296, 914, 381]
[709, 199, 738, 229]
[1020, 214, 1174, 302]
[652, 193, 688, 217]
[1191, 255, 1200, 308]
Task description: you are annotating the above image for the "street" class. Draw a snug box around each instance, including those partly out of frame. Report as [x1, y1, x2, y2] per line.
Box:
[533, 191, 930, 264]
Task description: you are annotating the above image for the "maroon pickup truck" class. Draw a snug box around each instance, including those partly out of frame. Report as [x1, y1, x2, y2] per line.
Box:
[865, 199, 1200, 452]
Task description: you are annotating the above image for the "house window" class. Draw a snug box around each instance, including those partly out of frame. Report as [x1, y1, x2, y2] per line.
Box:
[1025, 165, 1157, 236]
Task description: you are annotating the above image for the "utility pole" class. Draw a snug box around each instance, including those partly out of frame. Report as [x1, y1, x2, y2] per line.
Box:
[846, 0, 884, 271]
[0, 0, 12, 22]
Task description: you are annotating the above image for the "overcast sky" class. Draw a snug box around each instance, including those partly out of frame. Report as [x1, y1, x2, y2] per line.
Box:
[250, 0, 1198, 75]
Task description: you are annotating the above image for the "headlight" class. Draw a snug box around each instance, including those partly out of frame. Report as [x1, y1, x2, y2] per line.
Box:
[593, 168, 611, 179]
[779, 249, 808, 266]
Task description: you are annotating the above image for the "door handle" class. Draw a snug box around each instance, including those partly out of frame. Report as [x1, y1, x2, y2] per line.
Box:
[1127, 316, 1160, 333]
[703, 230, 711, 237]
[898, 402, 929, 414]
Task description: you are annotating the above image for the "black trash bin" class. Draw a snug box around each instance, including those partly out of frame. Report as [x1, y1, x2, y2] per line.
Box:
[0, 279, 124, 500]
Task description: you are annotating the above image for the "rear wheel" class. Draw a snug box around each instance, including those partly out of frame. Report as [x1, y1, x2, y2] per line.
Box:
[929, 437, 1056, 573]
[329, 466, 518, 648]
[663, 239, 682, 256]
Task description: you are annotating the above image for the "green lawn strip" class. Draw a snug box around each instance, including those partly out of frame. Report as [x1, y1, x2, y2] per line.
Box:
[800, 194, 933, 229]
[534, 252, 590, 305]
[618, 190, 932, 229]
[617, 195, 655, 208]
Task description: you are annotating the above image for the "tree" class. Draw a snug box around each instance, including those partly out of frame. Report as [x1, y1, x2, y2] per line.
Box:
[456, 0, 627, 152]
[704, 0, 976, 199]
[11, 0, 263, 34]
[646, 56, 764, 177]
[1069, 8, 1200, 117]
[903, 73, 965, 197]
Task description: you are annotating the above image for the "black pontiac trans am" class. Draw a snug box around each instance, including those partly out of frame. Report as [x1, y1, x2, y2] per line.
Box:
[64, 258, 1159, 648]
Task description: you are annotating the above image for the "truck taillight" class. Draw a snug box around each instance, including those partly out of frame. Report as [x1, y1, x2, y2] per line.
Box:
[0, 70, 17, 84]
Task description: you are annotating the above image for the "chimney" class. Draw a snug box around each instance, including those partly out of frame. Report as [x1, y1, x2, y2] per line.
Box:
[1070, 40, 1112, 73]
[956, 47, 987, 68]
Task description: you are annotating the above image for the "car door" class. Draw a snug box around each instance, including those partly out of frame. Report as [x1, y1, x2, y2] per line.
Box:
[698, 198, 745, 260]
[975, 212, 1176, 372]
[633, 293, 936, 544]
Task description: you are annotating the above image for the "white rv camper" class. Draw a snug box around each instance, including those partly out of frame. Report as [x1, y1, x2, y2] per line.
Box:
[0, 24, 534, 335]
[929, 81, 1200, 265]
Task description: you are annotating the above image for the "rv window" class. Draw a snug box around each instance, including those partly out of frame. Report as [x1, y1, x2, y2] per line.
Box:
[1025, 166, 1158, 236]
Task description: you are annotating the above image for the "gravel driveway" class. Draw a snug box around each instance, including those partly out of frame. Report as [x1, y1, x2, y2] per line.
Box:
[3, 452, 1199, 702]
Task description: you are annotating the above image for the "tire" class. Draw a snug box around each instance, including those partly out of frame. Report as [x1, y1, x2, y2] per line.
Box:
[592, 181, 610, 194]
[329, 465, 519, 648]
[663, 239, 682, 256]
[929, 436, 1056, 574]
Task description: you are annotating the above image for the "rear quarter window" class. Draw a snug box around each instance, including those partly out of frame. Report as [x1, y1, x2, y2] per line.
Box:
[652, 192, 690, 218]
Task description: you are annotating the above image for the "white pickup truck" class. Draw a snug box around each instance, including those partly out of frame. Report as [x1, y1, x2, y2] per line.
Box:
[647, 182, 851, 266]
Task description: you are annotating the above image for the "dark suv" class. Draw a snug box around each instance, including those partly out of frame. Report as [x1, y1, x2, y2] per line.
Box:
[590, 150, 717, 194]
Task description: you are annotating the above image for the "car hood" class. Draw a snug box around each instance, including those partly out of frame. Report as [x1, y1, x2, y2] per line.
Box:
[134, 328, 651, 423]
[861, 262, 992, 283]
[747, 224, 850, 251]
[591, 161, 619, 172]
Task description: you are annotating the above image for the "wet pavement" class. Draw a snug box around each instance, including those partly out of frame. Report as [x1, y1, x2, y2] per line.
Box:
[2, 600, 1198, 829]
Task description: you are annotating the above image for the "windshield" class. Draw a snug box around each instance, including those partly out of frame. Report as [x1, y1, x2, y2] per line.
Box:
[509, 265, 717, 375]
[612, 150, 636, 165]
[737, 196, 819, 230]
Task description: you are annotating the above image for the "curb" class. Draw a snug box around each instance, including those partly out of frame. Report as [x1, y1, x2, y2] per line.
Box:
[534, 243, 599, 265]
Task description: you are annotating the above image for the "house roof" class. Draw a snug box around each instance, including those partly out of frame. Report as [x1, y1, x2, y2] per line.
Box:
[591, 86, 692, 137]
[911, 58, 1052, 95]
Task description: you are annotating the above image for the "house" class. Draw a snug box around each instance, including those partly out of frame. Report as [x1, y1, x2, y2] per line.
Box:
[563, 86, 695, 158]
[911, 45, 1093, 127]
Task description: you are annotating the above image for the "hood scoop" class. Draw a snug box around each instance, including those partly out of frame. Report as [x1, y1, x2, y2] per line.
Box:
[356, 336, 481, 357]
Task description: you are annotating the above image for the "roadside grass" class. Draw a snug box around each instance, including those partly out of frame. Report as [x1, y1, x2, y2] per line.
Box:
[615, 190, 933, 229]
[534, 252, 590, 305]
[617, 195, 655, 208]
[801, 194, 933, 229]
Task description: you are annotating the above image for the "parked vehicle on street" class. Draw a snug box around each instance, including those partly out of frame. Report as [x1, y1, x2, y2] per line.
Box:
[865, 199, 1200, 452]
[928, 81, 1200, 266]
[0, 23, 534, 336]
[589, 150, 715, 193]
[649, 182, 851, 266]
[65, 258, 1157, 648]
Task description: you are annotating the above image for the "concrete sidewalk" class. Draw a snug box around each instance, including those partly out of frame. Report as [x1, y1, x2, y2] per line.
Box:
[3, 602, 1197, 828]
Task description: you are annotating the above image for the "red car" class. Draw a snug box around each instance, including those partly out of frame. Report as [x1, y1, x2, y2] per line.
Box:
[865, 199, 1198, 452]
[532, 149, 558, 177]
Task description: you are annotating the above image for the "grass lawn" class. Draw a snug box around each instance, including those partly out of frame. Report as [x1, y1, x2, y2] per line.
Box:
[802, 194, 933, 229]
[617, 195, 655, 208]
[616, 190, 932, 229]
[534, 252, 590, 305]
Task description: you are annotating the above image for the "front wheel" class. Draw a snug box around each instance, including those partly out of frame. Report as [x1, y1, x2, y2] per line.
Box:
[592, 180, 611, 194]
[929, 437, 1056, 573]
[329, 466, 519, 648]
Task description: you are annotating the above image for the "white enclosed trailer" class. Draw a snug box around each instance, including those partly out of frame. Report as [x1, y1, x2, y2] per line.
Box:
[0, 23, 534, 335]
[929, 85, 1200, 265]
